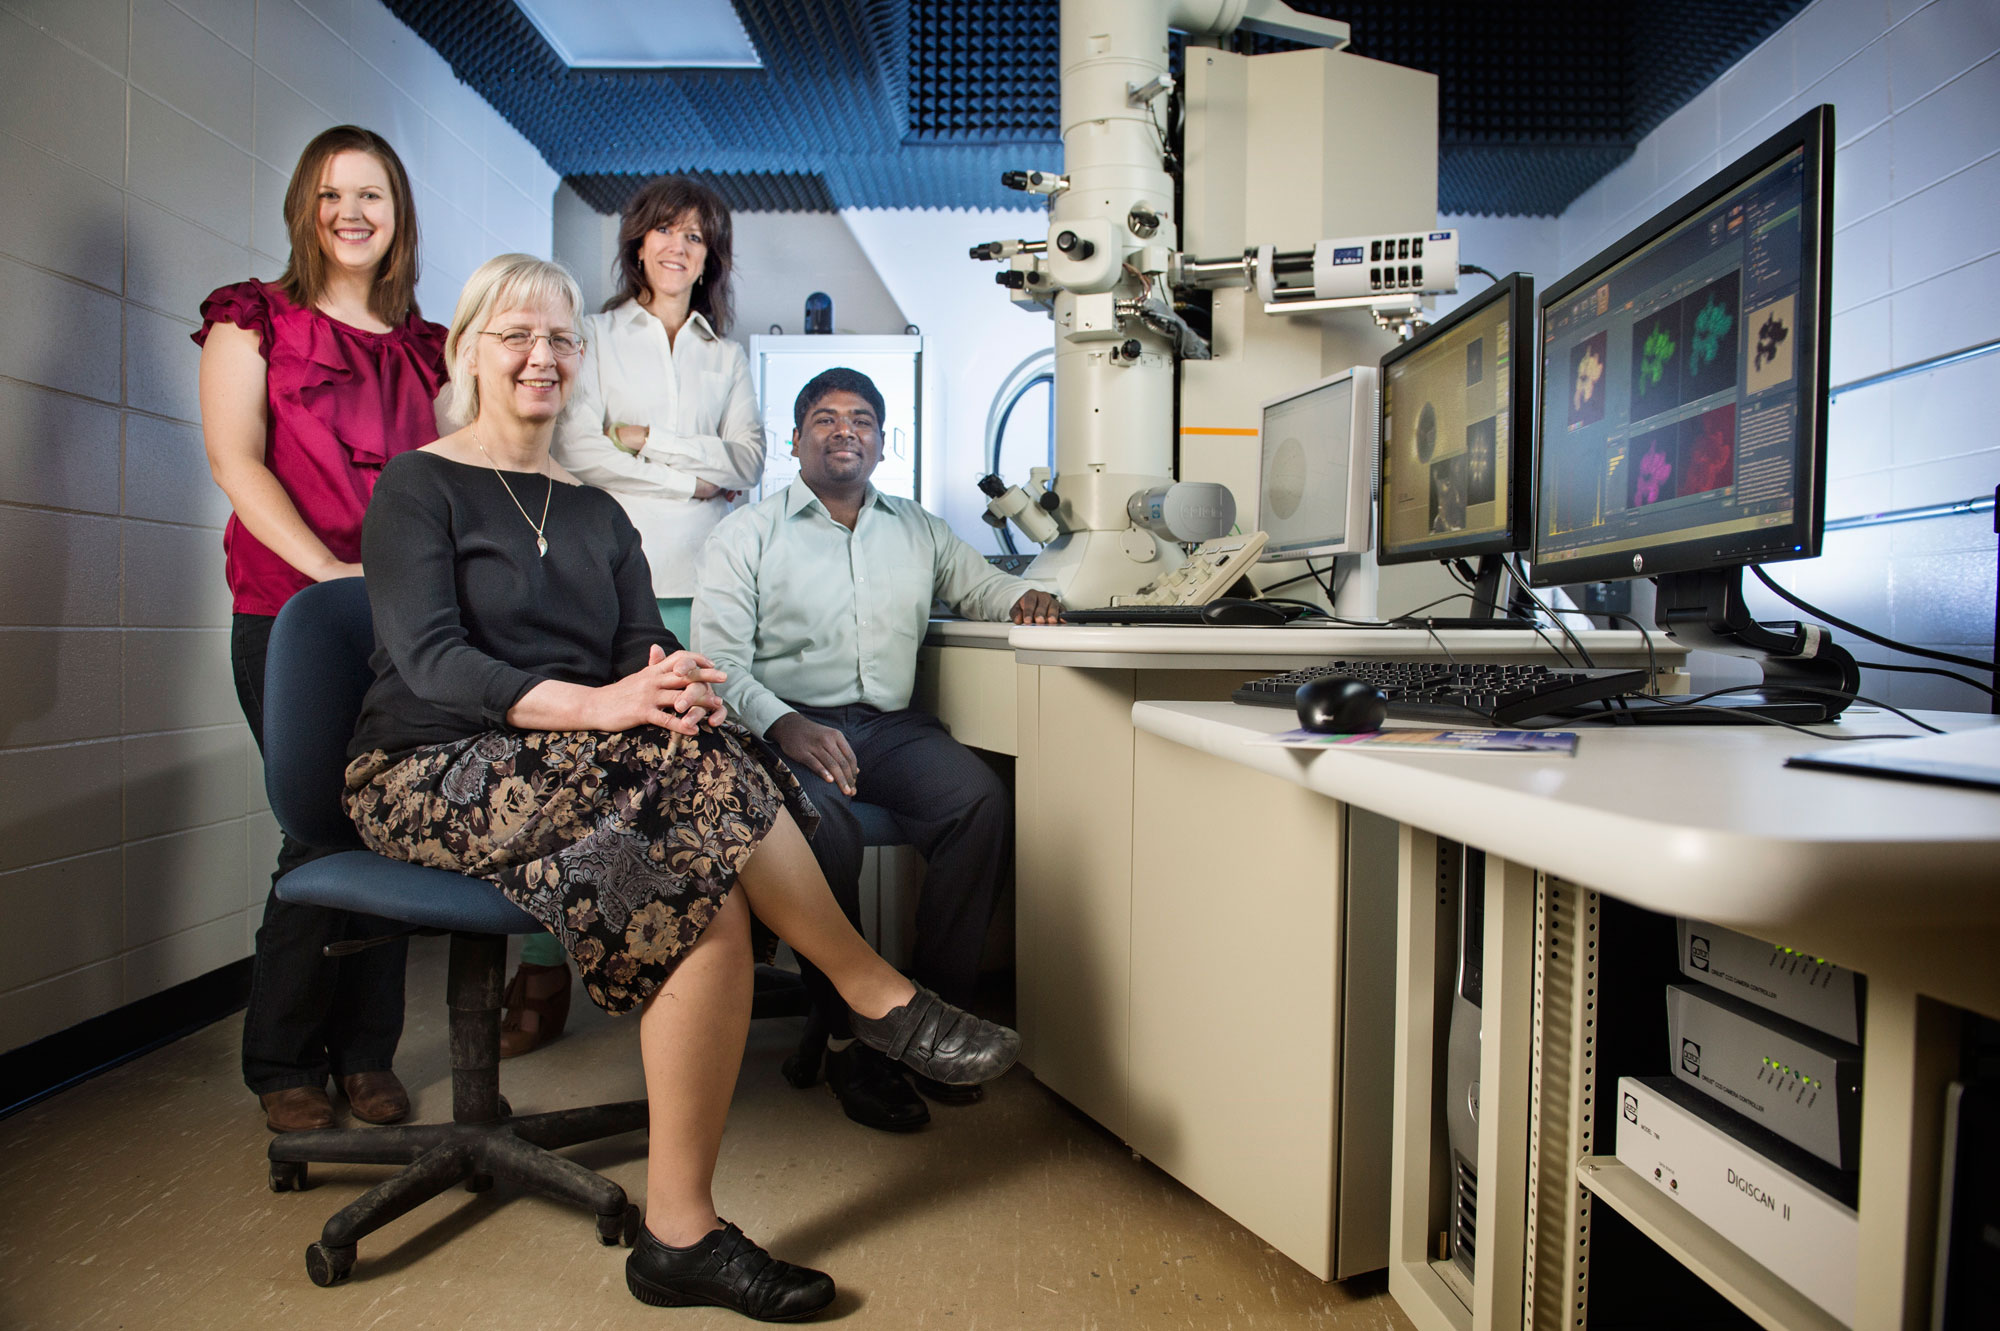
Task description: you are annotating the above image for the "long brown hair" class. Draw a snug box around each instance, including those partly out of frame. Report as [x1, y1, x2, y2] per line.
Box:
[277, 126, 421, 326]
[605, 176, 734, 335]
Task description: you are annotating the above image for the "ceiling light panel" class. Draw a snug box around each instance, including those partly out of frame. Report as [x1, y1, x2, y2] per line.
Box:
[513, 0, 761, 69]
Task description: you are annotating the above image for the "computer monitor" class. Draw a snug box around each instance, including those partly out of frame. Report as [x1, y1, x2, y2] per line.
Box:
[1255, 365, 1377, 561]
[1377, 273, 1535, 619]
[1531, 105, 1856, 720]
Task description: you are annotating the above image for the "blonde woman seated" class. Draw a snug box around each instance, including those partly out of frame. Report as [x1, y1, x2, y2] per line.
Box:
[344, 253, 1017, 1321]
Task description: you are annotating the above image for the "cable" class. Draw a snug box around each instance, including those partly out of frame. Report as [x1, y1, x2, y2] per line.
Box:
[1458, 264, 1500, 285]
[1259, 563, 1328, 594]
[1635, 684, 1946, 735]
[1503, 555, 1598, 668]
[1850, 659, 1998, 698]
[1751, 566, 1994, 671]
[1540, 606, 1660, 689]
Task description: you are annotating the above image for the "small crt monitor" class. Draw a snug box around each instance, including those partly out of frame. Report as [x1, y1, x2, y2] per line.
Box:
[1377, 272, 1534, 567]
[1256, 365, 1378, 561]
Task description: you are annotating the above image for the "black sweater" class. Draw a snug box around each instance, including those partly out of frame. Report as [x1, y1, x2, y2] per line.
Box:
[350, 450, 676, 760]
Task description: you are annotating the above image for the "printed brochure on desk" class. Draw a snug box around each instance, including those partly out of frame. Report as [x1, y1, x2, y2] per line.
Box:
[1252, 729, 1579, 755]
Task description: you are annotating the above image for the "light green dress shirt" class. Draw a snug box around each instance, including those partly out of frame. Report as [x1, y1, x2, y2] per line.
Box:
[692, 479, 1033, 738]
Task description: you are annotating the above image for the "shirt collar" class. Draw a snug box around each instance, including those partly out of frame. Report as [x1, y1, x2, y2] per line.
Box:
[784, 476, 891, 520]
[614, 300, 718, 342]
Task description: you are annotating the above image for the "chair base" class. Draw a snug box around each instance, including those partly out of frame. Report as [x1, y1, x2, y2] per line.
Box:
[268, 930, 648, 1286]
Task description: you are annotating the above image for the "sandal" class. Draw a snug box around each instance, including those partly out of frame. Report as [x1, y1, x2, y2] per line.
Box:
[499, 961, 571, 1059]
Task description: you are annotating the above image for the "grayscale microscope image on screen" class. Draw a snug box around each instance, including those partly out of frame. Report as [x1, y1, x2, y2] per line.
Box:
[1257, 367, 1375, 561]
[1379, 286, 1516, 561]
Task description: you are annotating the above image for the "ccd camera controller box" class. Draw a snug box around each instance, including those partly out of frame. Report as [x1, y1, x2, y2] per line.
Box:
[1677, 918, 1863, 1044]
[1666, 982, 1862, 1170]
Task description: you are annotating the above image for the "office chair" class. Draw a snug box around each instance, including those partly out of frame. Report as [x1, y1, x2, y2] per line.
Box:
[258, 578, 660, 1287]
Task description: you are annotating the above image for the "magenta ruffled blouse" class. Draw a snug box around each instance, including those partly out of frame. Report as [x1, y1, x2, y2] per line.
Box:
[193, 279, 448, 616]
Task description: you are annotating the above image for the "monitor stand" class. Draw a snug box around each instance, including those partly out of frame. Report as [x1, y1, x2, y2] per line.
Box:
[1391, 554, 1537, 630]
[1630, 567, 1861, 725]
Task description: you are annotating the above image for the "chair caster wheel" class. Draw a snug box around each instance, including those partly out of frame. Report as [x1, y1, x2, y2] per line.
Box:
[597, 1204, 641, 1247]
[269, 1160, 308, 1192]
[466, 1172, 493, 1193]
[781, 1051, 821, 1089]
[497, 1094, 512, 1118]
[305, 1241, 356, 1287]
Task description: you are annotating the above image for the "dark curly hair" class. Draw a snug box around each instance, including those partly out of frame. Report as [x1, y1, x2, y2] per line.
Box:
[793, 367, 886, 431]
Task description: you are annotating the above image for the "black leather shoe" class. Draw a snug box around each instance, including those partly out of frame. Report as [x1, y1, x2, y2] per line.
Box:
[826, 1044, 930, 1132]
[848, 986, 1020, 1087]
[626, 1221, 835, 1321]
[910, 1072, 984, 1105]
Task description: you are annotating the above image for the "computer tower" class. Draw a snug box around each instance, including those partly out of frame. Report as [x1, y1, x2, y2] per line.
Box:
[1444, 849, 1485, 1281]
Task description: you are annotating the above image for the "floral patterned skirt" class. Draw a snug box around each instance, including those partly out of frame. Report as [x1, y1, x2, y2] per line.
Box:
[344, 724, 816, 1015]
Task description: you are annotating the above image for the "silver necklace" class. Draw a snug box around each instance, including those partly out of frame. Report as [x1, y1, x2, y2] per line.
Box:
[471, 430, 553, 557]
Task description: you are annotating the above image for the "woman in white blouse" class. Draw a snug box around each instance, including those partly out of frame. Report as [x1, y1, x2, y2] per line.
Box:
[521, 178, 764, 1056]
[556, 175, 764, 647]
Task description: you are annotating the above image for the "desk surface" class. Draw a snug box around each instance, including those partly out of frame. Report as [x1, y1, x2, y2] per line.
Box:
[1132, 700, 2000, 933]
[926, 619, 1682, 670]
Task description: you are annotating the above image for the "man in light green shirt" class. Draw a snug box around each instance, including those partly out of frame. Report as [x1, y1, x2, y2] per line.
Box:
[694, 368, 1059, 1132]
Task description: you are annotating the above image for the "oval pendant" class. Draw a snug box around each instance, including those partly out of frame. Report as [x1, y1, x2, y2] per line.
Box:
[536, 535, 548, 558]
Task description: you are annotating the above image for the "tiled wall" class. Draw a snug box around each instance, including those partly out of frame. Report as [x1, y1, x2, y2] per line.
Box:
[0, 0, 559, 1055]
[1463, 0, 1998, 709]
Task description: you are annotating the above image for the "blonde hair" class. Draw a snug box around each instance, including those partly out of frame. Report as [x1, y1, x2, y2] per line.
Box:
[443, 254, 586, 426]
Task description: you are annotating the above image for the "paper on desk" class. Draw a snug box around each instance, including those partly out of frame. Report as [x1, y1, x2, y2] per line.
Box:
[1251, 728, 1579, 754]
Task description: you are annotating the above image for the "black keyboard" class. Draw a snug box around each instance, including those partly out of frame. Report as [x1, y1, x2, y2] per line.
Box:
[1232, 659, 1651, 726]
[1061, 603, 1307, 625]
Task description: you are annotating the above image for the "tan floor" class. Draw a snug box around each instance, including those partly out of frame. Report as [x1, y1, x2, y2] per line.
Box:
[0, 937, 1415, 1330]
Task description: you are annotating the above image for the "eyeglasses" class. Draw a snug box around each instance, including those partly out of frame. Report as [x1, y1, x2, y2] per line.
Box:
[481, 329, 585, 358]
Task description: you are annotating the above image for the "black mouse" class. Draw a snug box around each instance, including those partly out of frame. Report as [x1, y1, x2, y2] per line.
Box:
[1295, 676, 1390, 733]
[1200, 596, 1289, 627]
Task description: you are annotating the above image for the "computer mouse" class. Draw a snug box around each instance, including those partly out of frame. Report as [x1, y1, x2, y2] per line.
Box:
[1200, 597, 1290, 627]
[1295, 676, 1390, 733]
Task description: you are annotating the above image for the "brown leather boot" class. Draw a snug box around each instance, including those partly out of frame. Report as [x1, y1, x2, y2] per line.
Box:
[260, 1084, 335, 1132]
[340, 1070, 410, 1124]
[500, 961, 572, 1059]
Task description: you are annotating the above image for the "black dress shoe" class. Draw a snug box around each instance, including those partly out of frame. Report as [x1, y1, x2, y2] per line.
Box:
[909, 1072, 984, 1105]
[849, 986, 1020, 1087]
[825, 1044, 930, 1133]
[626, 1221, 835, 1321]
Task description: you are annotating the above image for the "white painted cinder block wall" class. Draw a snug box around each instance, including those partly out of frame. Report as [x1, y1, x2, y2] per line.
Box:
[1448, 0, 1998, 709]
[0, 0, 558, 1055]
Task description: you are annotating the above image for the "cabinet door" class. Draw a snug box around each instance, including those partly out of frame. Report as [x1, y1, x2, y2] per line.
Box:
[1130, 728, 1347, 1279]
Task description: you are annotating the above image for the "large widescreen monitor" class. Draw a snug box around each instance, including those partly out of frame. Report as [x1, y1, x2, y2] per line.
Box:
[1256, 365, 1377, 561]
[1531, 108, 1833, 588]
[1531, 105, 1855, 720]
[1377, 272, 1534, 616]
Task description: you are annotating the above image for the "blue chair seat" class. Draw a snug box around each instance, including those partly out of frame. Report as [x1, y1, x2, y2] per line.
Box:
[277, 852, 542, 936]
[851, 800, 907, 847]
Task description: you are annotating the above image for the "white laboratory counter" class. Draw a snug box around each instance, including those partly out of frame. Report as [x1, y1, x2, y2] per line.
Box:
[1130, 700, 2000, 931]
[1131, 696, 2000, 1331]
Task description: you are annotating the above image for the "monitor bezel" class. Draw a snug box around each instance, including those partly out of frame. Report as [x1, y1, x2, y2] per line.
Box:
[1254, 364, 1379, 561]
[1528, 104, 1836, 588]
[1375, 271, 1536, 567]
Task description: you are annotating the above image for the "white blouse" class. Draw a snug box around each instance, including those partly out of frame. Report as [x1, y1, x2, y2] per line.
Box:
[554, 301, 766, 598]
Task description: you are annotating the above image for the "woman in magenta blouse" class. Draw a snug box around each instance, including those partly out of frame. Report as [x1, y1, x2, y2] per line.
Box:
[195, 125, 445, 1134]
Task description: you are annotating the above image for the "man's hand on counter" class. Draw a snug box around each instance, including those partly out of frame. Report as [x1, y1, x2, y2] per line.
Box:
[1011, 590, 1063, 624]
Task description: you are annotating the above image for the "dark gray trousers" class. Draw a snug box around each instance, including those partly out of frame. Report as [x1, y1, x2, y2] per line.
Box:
[777, 703, 1010, 1038]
